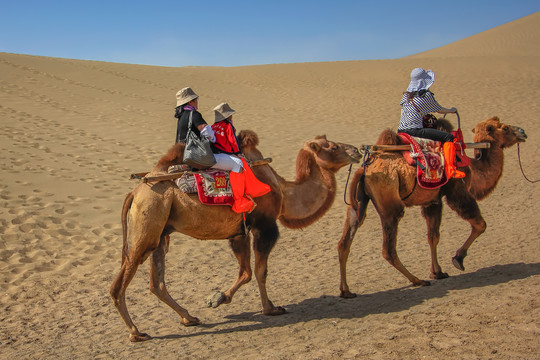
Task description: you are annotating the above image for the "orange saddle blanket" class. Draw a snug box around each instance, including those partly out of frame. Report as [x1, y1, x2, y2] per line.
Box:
[398, 133, 449, 189]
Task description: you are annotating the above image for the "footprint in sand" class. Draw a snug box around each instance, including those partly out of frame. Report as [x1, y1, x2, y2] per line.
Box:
[52, 228, 72, 237]
[47, 216, 62, 225]
[19, 223, 39, 233]
[1, 234, 19, 243]
[54, 207, 65, 214]
[11, 214, 30, 225]
[35, 221, 48, 229]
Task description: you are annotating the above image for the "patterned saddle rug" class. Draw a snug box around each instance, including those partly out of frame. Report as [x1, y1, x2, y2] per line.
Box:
[174, 168, 234, 206]
[397, 133, 449, 189]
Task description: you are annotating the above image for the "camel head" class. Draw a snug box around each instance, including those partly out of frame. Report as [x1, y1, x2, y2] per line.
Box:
[472, 117, 527, 159]
[299, 135, 361, 175]
[237, 129, 265, 160]
[434, 117, 455, 132]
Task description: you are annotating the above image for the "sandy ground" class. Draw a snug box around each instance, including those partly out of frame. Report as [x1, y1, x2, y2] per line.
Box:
[1, 12, 539, 360]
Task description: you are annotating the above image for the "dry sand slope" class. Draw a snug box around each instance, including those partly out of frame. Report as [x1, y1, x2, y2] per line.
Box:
[1, 11, 539, 360]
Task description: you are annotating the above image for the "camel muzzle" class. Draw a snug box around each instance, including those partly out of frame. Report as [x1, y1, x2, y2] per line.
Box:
[515, 127, 527, 141]
[343, 145, 362, 163]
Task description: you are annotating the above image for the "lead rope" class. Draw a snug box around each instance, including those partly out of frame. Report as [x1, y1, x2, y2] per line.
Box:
[517, 143, 540, 183]
[343, 146, 371, 205]
[343, 164, 353, 205]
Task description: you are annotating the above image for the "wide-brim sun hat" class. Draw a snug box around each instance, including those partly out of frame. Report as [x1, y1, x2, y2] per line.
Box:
[213, 102, 236, 122]
[407, 68, 435, 92]
[176, 87, 199, 107]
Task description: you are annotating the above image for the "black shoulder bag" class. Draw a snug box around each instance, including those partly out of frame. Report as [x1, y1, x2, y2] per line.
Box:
[182, 111, 217, 169]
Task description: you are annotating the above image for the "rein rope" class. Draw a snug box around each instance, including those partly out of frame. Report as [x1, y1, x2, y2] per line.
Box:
[517, 143, 540, 183]
[343, 145, 372, 206]
[343, 164, 353, 205]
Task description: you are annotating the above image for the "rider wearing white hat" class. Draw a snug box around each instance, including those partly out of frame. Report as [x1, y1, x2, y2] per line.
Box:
[398, 68, 457, 141]
[398, 68, 465, 178]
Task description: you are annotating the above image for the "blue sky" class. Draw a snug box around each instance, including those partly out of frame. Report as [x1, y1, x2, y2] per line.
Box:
[0, 1, 538, 67]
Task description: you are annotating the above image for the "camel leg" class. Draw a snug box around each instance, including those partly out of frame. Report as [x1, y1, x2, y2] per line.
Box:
[368, 179, 430, 287]
[110, 258, 151, 342]
[337, 199, 368, 298]
[149, 234, 201, 327]
[207, 234, 253, 308]
[421, 202, 448, 279]
[379, 204, 430, 287]
[445, 193, 486, 271]
[252, 219, 286, 315]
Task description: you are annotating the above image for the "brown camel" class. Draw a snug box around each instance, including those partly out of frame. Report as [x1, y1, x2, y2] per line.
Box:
[337, 116, 527, 298]
[110, 130, 361, 341]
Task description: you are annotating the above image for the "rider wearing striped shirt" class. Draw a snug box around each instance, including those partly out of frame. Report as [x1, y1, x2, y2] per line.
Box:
[398, 68, 465, 178]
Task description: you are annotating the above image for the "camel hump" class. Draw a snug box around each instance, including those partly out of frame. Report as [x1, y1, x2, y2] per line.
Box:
[237, 130, 259, 149]
[375, 118, 454, 146]
[376, 128, 401, 146]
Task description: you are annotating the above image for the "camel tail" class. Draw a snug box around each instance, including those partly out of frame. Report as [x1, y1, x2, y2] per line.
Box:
[350, 167, 366, 211]
[120, 191, 134, 265]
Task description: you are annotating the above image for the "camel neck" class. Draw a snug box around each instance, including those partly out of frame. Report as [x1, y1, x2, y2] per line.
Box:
[468, 145, 505, 200]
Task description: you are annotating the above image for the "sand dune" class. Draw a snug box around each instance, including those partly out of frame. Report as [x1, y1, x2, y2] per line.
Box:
[1, 12, 539, 359]
[409, 12, 540, 58]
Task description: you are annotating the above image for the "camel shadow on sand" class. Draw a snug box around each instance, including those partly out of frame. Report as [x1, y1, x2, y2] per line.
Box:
[153, 261, 540, 341]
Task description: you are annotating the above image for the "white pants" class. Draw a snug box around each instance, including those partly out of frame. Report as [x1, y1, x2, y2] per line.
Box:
[211, 153, 243, 173]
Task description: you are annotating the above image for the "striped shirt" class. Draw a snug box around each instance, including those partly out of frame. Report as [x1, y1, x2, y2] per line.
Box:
[399, 91, 442, 130]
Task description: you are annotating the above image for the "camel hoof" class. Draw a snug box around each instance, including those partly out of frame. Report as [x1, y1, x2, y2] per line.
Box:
[340, 290, 357, 299]
[430, 272, 449, 280]
[129, 333, 151, 342]
[413, 280, 431, 287]
[206, 292, 226, 308]
[182, 317, 201, 327]
[263, 306, 287, 316]
[452, 256, 465, 271]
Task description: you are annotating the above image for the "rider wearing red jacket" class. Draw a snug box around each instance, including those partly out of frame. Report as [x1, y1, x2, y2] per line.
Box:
[211, 111, 241, 155]
[211, 102, 270, 213]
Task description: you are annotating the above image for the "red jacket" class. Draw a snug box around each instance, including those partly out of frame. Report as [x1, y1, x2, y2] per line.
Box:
[211, 120, 241, 154]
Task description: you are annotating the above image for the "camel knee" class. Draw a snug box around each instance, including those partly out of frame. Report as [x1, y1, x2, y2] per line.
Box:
[382, 248, 398, 265]
[475, 219, 487, 234]
[149, 282, 167, 299]
[255, 267, 268, 282]
[110, 269, 127, 304]
[427, 235, 440, 247]
[337, 239, 351, 254]
[110, 286, 121, 305]
[241, 270, 252, 284]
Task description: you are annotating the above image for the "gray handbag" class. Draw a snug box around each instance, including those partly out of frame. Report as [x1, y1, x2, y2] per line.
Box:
[182, 111, 217, 169]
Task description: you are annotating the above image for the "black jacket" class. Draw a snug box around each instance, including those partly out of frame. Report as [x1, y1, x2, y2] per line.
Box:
[175, 108, 208, 143]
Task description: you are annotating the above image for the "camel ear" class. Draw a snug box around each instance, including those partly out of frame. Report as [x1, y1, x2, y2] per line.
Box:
[309, 142, 321, 153]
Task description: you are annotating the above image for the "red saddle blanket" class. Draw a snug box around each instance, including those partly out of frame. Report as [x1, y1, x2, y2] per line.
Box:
[397, 133, 449, 189]
[175, 170, 234, 206]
